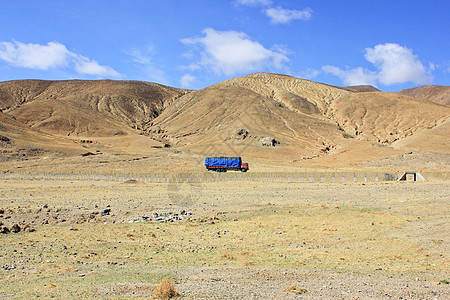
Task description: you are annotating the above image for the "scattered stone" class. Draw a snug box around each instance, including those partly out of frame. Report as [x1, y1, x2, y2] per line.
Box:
[260, 137, 280, 147]
[11, 224, 21, 233]
[0, 135, 10, 142]
[81, 152, 96, 157]
[23, 225, 36, 233]
[0, 226, 10, 234]
[234, 128, 248, 140]
[102, 209, 111, 216]
[130, 210, 192, 223]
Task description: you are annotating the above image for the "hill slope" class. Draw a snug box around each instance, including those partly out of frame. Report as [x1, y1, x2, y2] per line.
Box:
[0, 74, 448, 170]
[0, 80, 187, 136]
[398, 85, 450, 107]
[148, 73, 449, 165]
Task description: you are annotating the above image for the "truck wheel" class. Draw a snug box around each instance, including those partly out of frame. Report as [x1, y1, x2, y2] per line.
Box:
[241, 169, 247, 172]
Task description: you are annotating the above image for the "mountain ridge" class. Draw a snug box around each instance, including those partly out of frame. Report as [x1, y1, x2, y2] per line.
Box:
[0, 74, 448, 169]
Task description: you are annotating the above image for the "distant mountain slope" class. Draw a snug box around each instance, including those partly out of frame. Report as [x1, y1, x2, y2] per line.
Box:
[398, 85, 450, 107]
[328, 91, 448, 145]
[0, 75, 448, 167]
[341, 85, 381, 92]
[0, 80, 187, 136]
[148, 73, 449, 162]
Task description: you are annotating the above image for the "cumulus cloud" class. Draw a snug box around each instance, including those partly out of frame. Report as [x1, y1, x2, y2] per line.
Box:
[235, 0, 272, 6]
[181, 28, 288, 75]
[74, 56, 120, 77]
[180, 74, 196, 88]
[265, 7, 312, 24]
[323, 43, 431, 86]
[0, 41, 69, 70]
[364, 43, 430, 85]
[322, 65, 377, 86]
[0, 40, 120, 77]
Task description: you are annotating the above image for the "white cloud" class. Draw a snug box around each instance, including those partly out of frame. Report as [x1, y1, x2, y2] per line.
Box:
[0, 41, 69, 70]
[322, 65, 377, 86]
[127, 48, 152, 65]
[235, 0, 272, 6]
[74, 56, 120, 77]
[181, 28, 288, 75]
[180, 74, 196, 88]
[179, 63, 201, 71]
[323, 43, 431, 86]
[364, 43, 430, 85]
[265, 7, 312, 24]
[0, 40, 120, 77]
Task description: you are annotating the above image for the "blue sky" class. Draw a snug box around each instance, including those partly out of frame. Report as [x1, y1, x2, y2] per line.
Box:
[0, 0, 449, 91]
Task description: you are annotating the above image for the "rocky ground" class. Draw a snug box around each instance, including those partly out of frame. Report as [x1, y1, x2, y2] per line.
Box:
[0, 179, 449, 299]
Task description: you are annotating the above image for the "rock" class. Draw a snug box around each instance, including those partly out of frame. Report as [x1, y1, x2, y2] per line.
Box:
[234, 128, 248, 140]
[24, 226, 36, 233]
[260, 137, 280, 147]
[1, 226, 10, 234]
[102, 209, 111, 216]
[0, 135, 11, 142]
[11, 224, 21, 233]
[81, 152, 96, 157]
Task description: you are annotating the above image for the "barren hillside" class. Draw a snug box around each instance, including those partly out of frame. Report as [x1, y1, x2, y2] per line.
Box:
[399, 85, 450, 106]
[0, 74, 449, 170]
[0, 80, 187, 136]
[148, 73, 449, 166]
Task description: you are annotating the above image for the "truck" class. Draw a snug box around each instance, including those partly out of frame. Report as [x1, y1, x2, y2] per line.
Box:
[205, 157, 249, 172]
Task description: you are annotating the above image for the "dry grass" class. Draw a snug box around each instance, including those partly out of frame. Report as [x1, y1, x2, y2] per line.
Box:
[221, 252, 235, 260]
[285, 285, 308, 295]
[152, 278, 180, 299]
[0, 180, 448, 298]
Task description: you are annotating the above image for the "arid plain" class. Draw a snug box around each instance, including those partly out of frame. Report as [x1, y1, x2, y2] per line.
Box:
[0, 74, 449, 298]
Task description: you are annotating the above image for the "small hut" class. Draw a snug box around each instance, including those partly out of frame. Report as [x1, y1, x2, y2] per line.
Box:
[397, 171, 425, 182]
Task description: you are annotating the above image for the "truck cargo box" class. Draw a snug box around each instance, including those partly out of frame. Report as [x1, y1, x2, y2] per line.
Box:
[205, 157, 242, 168]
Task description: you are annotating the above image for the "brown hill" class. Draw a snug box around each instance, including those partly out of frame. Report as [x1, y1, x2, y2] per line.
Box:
[0, 79, 187, 136]
[0, 110, 87, 160]
[398, 85, 450, 107]
[148, 73, 449, 166]
[342, 85, 381, 92]
[1, 74, 448, 170]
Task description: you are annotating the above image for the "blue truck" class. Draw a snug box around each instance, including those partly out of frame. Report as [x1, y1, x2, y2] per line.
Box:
[205, 157, 249, 172]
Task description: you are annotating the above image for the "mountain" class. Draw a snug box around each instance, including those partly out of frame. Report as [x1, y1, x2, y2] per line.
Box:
[342, 85, 381, 92]
[148, 73, 449, 164]
[398, 85, 450, 107]
[0, 74, 449, 169]
[0, 79, 187, 136]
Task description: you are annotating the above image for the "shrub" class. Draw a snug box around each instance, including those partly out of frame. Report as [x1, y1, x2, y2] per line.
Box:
[152, 278, 180, 299]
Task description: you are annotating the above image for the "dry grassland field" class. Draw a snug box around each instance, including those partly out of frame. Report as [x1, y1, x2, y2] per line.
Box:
[0, 179, 449, 299]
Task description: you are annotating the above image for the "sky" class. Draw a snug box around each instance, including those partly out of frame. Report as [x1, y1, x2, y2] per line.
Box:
[0, 0, 449, 91]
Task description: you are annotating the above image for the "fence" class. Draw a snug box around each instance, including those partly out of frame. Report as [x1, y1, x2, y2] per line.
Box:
[0, 171, 400, 183]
